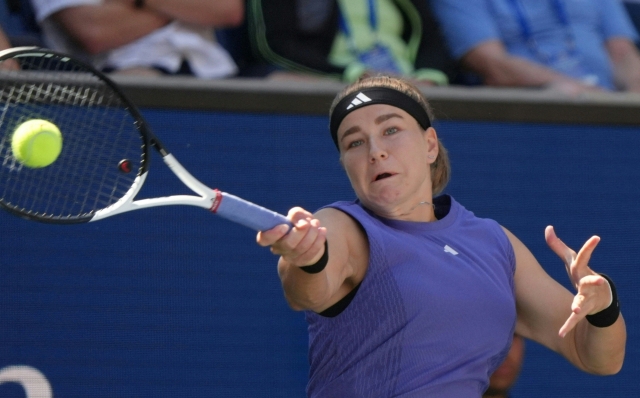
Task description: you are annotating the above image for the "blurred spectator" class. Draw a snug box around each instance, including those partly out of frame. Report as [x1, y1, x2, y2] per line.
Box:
[1, 0, 43, 47]
[216, 19, 274, 77]
[0, 25, 12, 50]
[0, 25, 21, 69]
[430, 0, 640, 95]
[29, 0, 244, 78]
[247, 0, 455, 85]
[622, 0, 640, 47]
[483, 334, 525, 398]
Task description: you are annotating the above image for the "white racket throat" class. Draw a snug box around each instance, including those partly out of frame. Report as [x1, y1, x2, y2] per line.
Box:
[91, 154, 216, 221]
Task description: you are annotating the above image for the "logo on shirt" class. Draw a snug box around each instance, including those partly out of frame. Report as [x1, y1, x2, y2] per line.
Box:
[346, 92, 372, 110]
[444, 245, 458, 255]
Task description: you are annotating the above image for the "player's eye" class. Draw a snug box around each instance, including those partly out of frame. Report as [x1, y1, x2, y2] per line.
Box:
[384, 127, 398, 135]
[348, 139, 364, 149]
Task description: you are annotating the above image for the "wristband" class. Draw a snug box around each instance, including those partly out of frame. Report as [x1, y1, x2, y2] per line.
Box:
[585, 274, 620, 328]
[134, 0, 145, 9]
[300, 241, 328, 274]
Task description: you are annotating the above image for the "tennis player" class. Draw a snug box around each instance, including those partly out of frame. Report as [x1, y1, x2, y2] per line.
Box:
[257, 75, 626, 397]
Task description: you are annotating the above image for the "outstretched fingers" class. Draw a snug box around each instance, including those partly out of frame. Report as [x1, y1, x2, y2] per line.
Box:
[545, 226, 608, 337]
[574, 235, 601, 272]
[545, 225, 575, 267]
[559, 275, 608, 337]
[545, 225, 601, 285]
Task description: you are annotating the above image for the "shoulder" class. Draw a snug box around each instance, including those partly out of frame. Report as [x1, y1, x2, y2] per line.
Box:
[429, 0, 502, 59]
[315, 206, 368, 248]
[596, 0, 639, 38]
[442, 197, 515, 269]
[318, 201, 371, 228]
[500, 225, 539, 279]
[315, 206, 361, 230]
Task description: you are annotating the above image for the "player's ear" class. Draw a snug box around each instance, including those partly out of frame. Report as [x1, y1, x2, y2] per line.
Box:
[425, 127, 438, 160]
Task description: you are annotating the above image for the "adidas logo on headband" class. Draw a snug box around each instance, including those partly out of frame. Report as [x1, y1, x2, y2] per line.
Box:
[346, 92, 372, 110]
[330, 87, 431, 149]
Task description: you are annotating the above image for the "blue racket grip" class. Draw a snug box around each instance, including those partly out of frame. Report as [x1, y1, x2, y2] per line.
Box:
[213, 191, 292, 232]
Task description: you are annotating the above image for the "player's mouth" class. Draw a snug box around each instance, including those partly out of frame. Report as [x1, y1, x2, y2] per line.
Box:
[373, 172, 396, 182]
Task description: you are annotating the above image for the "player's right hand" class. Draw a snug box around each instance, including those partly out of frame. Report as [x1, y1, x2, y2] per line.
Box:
[257, 207, 327, 268]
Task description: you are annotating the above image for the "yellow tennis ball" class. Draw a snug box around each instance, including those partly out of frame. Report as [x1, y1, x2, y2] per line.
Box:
[11, 119, 63, 168]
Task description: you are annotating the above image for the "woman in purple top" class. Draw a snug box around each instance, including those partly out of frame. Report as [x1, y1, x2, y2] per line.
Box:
[257, 75, 626, 397]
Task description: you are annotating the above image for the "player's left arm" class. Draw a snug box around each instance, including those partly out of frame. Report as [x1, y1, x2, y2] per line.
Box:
[504, 226, 626, 375]
[606, 37, 640, 92]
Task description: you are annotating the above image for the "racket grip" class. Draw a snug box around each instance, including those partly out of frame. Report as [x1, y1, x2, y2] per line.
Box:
[213, 191, 292, 232]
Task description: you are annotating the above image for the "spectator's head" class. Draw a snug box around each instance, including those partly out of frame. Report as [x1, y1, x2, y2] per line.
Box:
[484, 334, 525, 397]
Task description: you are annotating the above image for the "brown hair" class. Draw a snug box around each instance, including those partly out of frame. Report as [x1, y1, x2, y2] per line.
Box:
[329, 76, 451, 195]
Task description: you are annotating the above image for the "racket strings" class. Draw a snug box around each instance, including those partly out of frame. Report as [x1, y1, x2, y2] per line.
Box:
[0, 52, 146, 221]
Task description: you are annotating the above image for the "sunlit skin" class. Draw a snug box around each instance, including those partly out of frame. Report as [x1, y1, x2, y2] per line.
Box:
[337, 104, 439, 222]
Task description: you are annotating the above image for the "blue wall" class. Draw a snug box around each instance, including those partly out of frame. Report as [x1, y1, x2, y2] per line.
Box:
[1, 109, 638, 397]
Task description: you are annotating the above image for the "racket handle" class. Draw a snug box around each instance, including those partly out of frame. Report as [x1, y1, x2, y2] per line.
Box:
[213, 191, 292, 232]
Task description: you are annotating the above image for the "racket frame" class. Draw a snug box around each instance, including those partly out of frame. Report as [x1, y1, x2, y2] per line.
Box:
[0, 47, 291, 231]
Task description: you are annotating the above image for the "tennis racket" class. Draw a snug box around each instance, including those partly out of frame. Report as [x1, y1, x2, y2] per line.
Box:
[0, 47, 291, 230]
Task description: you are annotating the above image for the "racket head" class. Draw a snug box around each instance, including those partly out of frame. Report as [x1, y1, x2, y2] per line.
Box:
[0, 47, 153, 223]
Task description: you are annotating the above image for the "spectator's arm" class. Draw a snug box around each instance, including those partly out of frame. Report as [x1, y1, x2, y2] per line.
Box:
[0, 28, 21, 70]
[606, 37, 640, 92]
[0, 28, 12, 50]
[129, 0, 244, 27]
[462, 40, 600, 94]
[52, 3, 170, 54]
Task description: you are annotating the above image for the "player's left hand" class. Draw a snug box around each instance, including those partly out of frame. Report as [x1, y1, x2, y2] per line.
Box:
[545, 225, 612, 337]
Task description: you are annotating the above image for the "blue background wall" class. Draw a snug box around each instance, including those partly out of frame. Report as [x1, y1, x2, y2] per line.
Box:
[1, 109, 638, 397]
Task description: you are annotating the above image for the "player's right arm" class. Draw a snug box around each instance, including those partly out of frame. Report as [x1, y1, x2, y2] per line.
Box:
[257, 207, 369, 313]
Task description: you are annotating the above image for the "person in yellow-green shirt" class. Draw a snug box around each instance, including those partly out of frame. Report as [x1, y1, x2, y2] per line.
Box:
[248, 0, 455, 85]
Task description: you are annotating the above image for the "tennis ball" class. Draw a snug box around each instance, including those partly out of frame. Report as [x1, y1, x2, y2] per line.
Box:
[11, 119, 63, 168]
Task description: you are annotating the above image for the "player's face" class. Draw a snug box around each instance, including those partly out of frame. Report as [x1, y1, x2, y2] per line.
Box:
[337, 104, 438, 220]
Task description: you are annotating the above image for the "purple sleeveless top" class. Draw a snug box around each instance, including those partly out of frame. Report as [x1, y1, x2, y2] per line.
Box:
[305, 195, 516, 397]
